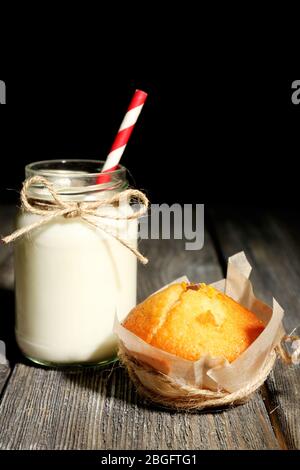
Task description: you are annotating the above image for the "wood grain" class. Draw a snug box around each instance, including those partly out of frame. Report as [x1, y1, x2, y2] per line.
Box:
[0, 223, 279, 450]
[0, 361, 278, 450]
[208, 207, 300, 449]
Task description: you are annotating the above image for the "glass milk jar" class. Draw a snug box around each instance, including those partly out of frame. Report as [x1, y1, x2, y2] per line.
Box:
[14, 160, 138, 367]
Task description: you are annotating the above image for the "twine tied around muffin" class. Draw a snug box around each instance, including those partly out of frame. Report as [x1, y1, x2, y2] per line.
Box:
[118, 343, 277, 411]
[1, 175, 149, 264]
[118, 332, 299, 411]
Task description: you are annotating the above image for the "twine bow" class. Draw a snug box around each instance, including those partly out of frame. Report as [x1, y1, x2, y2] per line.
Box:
[1, 176, 149, 265]
[277, 333, 300, 365]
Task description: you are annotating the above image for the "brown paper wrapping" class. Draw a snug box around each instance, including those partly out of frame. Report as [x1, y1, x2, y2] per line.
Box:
[114, 252, 284, 393]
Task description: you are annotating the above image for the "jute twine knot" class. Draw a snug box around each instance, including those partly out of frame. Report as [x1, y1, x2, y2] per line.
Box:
[64, 202, 82, 219]
[1, 175, 149, 264]
[277, 334, 300, 366]
[118, 334, 300, 411]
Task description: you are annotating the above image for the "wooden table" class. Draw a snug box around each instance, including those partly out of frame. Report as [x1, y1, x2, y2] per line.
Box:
[0, 205, 299, 450]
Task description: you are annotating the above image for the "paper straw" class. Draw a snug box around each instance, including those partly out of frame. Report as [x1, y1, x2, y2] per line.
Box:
[97, 89, 148, 184]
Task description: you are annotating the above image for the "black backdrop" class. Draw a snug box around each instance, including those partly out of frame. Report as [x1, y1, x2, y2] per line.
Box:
[0, 77, 299, 208]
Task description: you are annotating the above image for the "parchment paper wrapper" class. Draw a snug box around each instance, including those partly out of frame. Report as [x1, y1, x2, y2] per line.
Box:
[114, 252, 284, 393]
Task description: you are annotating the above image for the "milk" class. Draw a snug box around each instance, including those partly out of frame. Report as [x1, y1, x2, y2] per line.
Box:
[15, 204, 137, 365]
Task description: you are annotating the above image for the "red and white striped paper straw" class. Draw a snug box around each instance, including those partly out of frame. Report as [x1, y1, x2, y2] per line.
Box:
[97, 89, 148, 184]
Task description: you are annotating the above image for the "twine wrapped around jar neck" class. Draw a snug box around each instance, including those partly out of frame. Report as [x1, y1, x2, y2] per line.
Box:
[1, 175, 150, 265]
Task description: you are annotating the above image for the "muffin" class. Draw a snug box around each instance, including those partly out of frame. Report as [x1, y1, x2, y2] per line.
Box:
[123, 283, 265, 363]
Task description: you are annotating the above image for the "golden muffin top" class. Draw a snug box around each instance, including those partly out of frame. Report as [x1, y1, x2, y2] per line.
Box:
[123, 283, 265, 363]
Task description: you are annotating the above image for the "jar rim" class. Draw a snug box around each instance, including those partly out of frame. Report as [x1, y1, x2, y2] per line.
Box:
[25, 159, 126, 178]
[24, 159, 129, 201]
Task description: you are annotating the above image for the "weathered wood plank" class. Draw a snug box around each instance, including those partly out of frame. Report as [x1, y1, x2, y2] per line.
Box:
[0, 361, 278, 450]
[208, 207, 300, 449]
[0, 222, 279, 450]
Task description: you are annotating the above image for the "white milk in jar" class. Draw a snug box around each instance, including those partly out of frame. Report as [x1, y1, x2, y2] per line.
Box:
[14, 160, 138, 366]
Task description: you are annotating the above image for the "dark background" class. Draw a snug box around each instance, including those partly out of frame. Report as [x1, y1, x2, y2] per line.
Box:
[0, 77, 299, 208]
